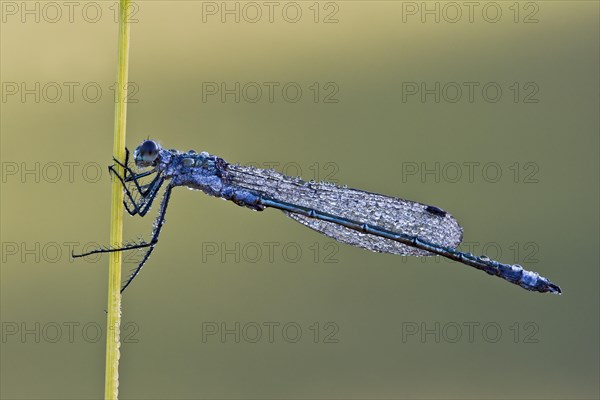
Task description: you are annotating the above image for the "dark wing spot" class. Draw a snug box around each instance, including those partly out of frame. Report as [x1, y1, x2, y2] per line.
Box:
[425, 205, 447, 217]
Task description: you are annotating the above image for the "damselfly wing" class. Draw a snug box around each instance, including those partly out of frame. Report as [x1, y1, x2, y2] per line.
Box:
[226, 164, 463, 256]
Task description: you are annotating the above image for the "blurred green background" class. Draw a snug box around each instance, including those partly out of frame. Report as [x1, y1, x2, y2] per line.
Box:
[1, 1, 598, 399]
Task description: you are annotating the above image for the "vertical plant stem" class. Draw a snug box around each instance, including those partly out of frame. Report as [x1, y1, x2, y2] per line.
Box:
[106, 0, 130, 399]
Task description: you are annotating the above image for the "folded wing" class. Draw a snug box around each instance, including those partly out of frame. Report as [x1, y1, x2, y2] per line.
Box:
[226, 164, 463, 256]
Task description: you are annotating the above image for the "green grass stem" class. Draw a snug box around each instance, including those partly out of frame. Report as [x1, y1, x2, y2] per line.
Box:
[106, 1, 131, 398]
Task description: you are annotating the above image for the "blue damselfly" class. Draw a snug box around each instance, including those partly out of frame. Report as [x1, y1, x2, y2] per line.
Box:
[73, 140, 561, 295]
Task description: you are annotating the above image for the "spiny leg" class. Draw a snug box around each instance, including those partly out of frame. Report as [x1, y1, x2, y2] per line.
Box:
[71, 189, 157, 258]
[108, 164, 163, 216]
[72, 184, 174, 292]
[113, 147, 138, 185]
[109, 147, 148, 212]
[113, 166, 164, 216]
[73, 154, 165, 258]
[112, 148, 157, 194]
[72, 179, 169, 259]
[115, 147, 137, 181]
[108, 164, 146, 216]
[73, 169, 163, 257]
[120, 184, 174, 293]
[130, 176, 164, 217]
[72, 240, 153, 258]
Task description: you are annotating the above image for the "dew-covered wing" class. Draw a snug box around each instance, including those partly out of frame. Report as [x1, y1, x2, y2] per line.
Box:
[225, 164, 463, 256]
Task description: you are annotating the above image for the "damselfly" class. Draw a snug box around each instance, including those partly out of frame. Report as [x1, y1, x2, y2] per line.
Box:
[73, 140, 562, 295]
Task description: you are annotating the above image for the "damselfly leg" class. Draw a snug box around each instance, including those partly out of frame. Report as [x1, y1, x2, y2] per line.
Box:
[73, 150, 174, 292]
[109, 148, 163, 216]
[120, 184, 173, 293]
[110, 166, 164, 216]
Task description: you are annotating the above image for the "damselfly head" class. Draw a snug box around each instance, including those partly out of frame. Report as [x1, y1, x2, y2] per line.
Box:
[134, 140, 162, 168]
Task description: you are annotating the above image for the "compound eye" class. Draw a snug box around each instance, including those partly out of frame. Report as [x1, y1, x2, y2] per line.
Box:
[140, 140, 159, 156]
[134, 140, 162, 167]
